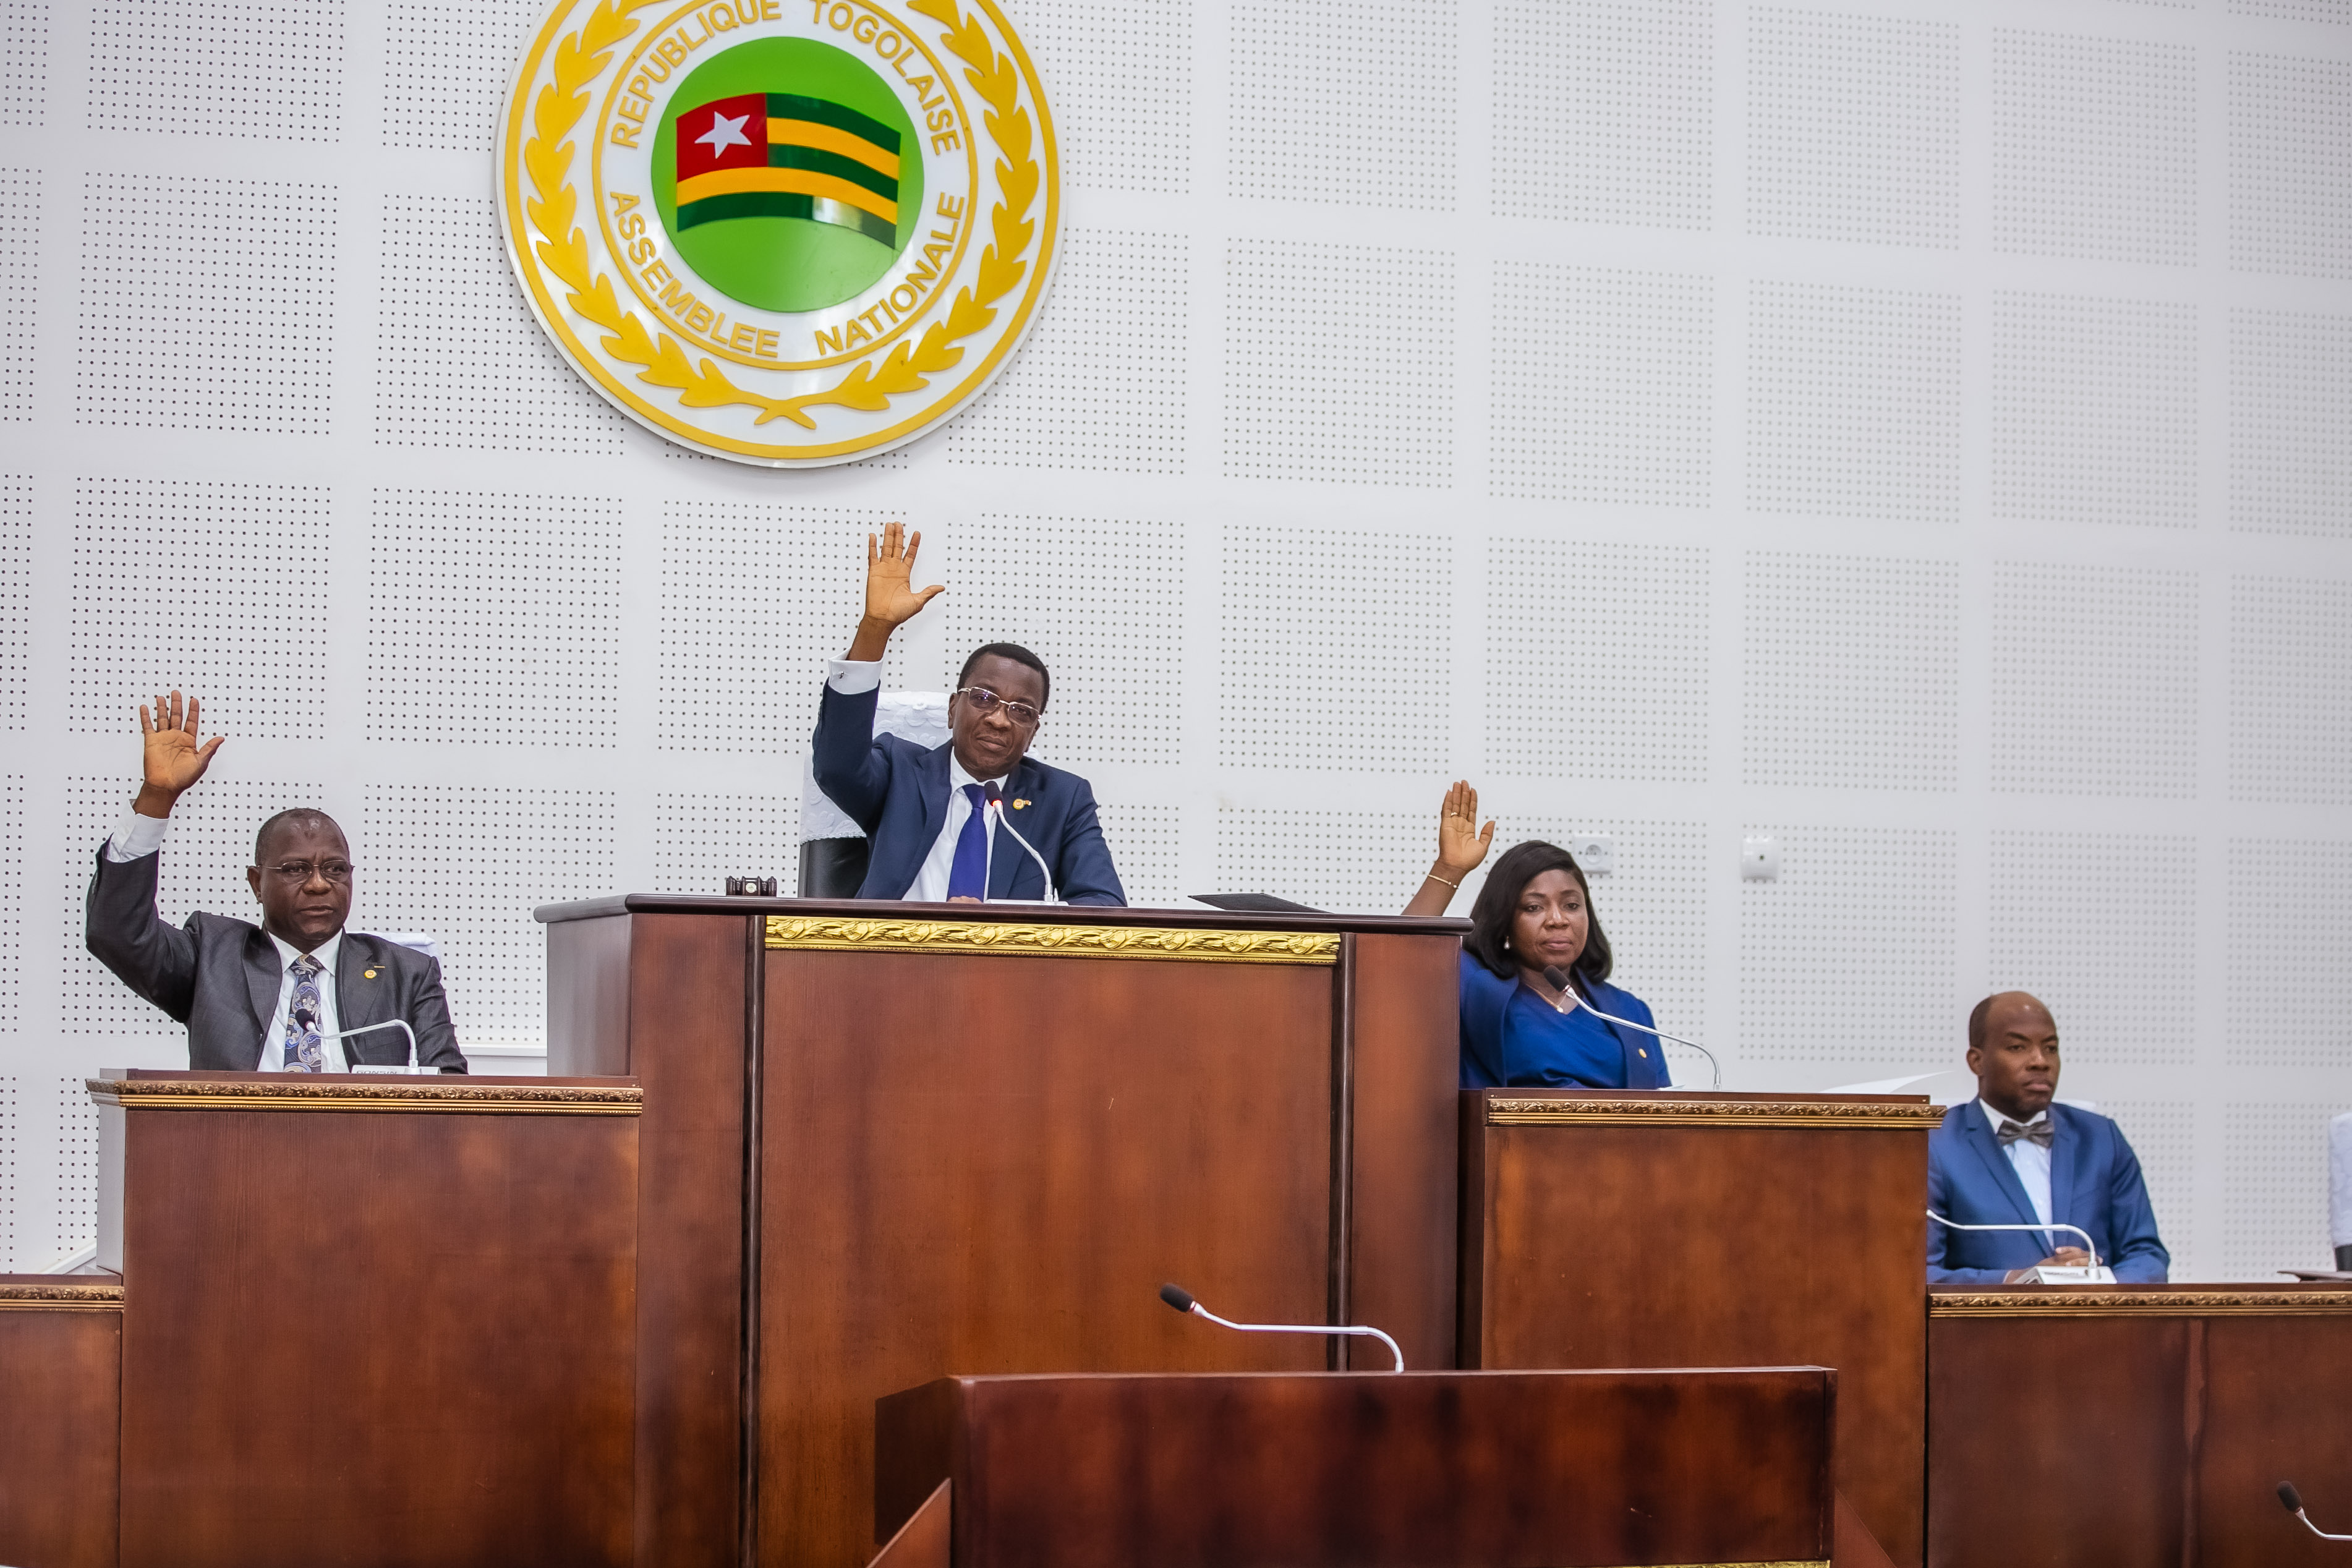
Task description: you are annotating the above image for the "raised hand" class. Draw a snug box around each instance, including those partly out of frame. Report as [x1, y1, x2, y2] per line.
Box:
[848, 521, 945, 660]
[1435, 779, 1498, 879]
[135, 691, 224, 817]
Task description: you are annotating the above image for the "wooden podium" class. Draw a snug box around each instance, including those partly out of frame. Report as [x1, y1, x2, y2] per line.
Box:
[540, 896, 1465, 1568]
[872, 1370, 1838, 1568]
[0, 1275, 121, 1568]
[1459, 1089, 1940, 1567]
[1928, 1284, 2352, 1567]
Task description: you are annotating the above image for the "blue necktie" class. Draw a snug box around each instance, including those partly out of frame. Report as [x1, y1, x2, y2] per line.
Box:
[285, 954, 326, 1072]
[946, 783, 989, 899]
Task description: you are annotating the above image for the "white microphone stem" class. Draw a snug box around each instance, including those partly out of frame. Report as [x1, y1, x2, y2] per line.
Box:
[2293, 1509, 2352, 1543]
[1554, 990, 1721, 1091]
[989, 803, 1058, 903]
[1188, 1303, 1405, 1373]
[1927, 1209, 2102, 1272]
[296, 1013, 423, 1070]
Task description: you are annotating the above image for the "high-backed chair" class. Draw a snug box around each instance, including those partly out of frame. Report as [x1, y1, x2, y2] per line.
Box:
[798, 692, 950, 897]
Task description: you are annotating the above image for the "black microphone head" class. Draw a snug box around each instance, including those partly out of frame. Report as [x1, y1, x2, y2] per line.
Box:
[984, 780, 1003, 806]
[1541, 965, 1573, 992]
[292, 1004, 318, 1029]
[1158, 1282, 1195, 1314]
[2282, 1481, 2305, 1514]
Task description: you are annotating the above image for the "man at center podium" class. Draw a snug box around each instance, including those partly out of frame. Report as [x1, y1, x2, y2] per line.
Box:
[811, 524, 1125, 905]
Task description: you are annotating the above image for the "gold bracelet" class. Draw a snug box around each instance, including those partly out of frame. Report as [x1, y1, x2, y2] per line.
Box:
[1424, 870, 1460, 889]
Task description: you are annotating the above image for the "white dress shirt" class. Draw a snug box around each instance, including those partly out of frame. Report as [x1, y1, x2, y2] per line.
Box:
[829, 659, 1009, 901]
[107, 810, 349, 1072]
[1980, 1097, 2055, 1230]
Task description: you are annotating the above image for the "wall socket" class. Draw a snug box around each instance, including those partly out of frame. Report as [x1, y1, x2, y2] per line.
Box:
[1569, 833, 1614, 875]
[1741, 835, 1779, 881]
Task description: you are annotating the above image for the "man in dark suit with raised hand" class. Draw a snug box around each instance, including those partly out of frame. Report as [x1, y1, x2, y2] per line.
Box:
[811, 524, 1125, 906]
[84, 690, 466, 1073]
[1927, 990, 2166, 1283]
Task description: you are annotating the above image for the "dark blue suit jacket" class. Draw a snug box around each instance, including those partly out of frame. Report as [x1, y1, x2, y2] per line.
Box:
[1927, 1101, 2168, 1284]
[1455, 952, 1668, 1091]
[811, 681, 1125, 906]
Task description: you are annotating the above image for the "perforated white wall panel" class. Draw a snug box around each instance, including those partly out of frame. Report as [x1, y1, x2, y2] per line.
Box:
[1, 0, 2347, 1277]
[2103, 1098, 2197, 1281]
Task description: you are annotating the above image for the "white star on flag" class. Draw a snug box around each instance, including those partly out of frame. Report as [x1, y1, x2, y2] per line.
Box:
[697, 112, 752, 155]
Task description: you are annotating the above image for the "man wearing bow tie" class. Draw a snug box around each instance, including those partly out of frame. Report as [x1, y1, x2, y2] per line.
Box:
[1927, 991, 2168, 1284]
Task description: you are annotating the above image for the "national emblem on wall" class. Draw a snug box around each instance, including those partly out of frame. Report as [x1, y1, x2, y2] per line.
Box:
[499, 0, 1059, 464]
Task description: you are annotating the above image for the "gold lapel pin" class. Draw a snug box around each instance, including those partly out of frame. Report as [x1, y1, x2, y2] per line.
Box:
[1013, 798, 1031, 809]
[364, 968, 378, 979]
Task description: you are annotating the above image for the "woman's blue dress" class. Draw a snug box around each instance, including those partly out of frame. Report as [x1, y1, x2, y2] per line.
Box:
[1457, 949, 1668, 1090]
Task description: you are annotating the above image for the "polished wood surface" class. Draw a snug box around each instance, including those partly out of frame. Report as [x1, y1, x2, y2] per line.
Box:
[0, 1279, 122, 1568]
[1928, 1285, 2352, 1567]
[112, 1075, 641, 1568]
[875, 1370, 1835, 1568]
[1461, 1089, 1934, 1568]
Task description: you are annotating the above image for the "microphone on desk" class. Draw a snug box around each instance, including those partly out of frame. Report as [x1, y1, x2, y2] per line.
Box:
[1540, 966, 1721, 1091]
[2280, 1481, 2352, 1541]
[1157, 1282, 1405, 1372]
[292, 1008, 427, 1074]
[983, 782, 1058, 902]
[1924, 1211, 2113, 1282]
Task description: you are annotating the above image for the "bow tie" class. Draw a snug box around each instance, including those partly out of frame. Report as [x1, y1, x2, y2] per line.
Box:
[1996, 1119, 2053, 1149]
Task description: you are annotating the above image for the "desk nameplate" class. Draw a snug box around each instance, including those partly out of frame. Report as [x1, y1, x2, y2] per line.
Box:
[86, 1078, 642, 1115]
[765, 914, 1340, 965]
[1485, 1096, 1945, 1131]
[1933, 1289, 2352, 1318]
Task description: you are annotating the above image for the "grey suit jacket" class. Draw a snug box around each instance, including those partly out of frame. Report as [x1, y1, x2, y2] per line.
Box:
[84, 845, 467, 1073]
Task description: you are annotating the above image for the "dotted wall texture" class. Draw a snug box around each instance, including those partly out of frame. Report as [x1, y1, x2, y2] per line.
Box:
[78, 175, 336, 433]
[1486, 539, 1710, 782]
[2230, 53, 2352, 281]
[1096, 802, 1183, 908]
[60, 776, 323, 1038]
[0, 776, 20, 1029]
[0, 1076, 14, 1267]
[377, 194, 627, 454]
[2231, 0, 2352, 17]
[1992, 30, 2198, 266]
[0, 0, 44, 127]
[2223, 1102, 2350, 1278]
[70, 479, 331, 742]
[1491, 262, 1711, 506]
[0, 475, 24, 729]
[2102, 1099, 2196, 1282]
[354, 785, 616, 1047]
[2226, 839, 2352, 1067]
[945, 229, 1188, 474]
[2232, 309, 2352, 537]
[1740, 825, 1958, 1062]
[89, 0, 344, 142]
[1990, 563, 2199, 799]
[1225, 241, 1455, 487]
[1992, 292, 2198, 529]
[51, 1076, 93, 1256]
[1214, 807, 1425, 913]
[1494, 0, 1710, 229]
[381, 0, 543, 151]
[657, 501, 905, 753]
[365, 490, 622, 746]
[1747, 282, 1961, 523]
[653, 792, 801, 895]
[1747, 9, 1959, 249]
[1229, 0, 1455, 211]
[1219, 524, 1450, 771]
[1988, 830, 2196, 1067]
[2231, 576, 2352, 805]
[1742, 552, 1959, 790]
[0, 168, 32, 420]
[942, 513, 1185, 767]
[1013, 0, 1191, 194]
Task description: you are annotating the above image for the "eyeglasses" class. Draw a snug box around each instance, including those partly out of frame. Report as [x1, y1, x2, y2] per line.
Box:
[266, 861, 353, 884]
[954, 686, 1042, 728]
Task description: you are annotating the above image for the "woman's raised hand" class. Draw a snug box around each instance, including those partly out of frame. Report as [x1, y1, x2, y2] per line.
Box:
[1404, 779, 1496, 916]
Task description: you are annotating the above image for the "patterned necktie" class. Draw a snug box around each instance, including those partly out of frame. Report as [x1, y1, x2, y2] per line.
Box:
[1997, 1118, 2052, 1149]
[284, 954, 326, 1073]
[945, 783, 989, 899]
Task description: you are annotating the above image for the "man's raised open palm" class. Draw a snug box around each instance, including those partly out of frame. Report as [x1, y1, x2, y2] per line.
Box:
[136, 690, 224, 814]
[848, 521, 945, 661]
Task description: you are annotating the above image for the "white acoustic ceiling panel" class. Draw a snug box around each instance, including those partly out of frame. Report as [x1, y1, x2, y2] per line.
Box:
[1229, 0, 1455, 211]
[0, 0, 43, 127]
[2230, 52, 2352, 281]
[2225, 838, 2352, 1067]
[0, 1075, 14, 1266]
[653, 793, 801, 895]
[2230, 574, 2352, 805]
[1213, 807, 1425, 914]
[0, 774, 19, 1028]
[2223, 1101, 2349, 1279]
[1095, 802, 1184, 909]
[88, 0, 343, 142]
[380, 0, 541, 151]
[1013, 0, 1192, 195]
[0, 474, 23, 728]
[1747, 8, 1959, 249]
[2231, 308, 2352, 537]
[1992, 292, 2198, 529]
[49, 1075, 94, 1258]
[2100, 1099, 2196, 1281]
[0, 167, 31, 422]
[1988, 830, 2197, 1067]
[1494, 0, 1711, 230]
[1990, 562, 2199, 799]
[1992, 29, 2197, 266]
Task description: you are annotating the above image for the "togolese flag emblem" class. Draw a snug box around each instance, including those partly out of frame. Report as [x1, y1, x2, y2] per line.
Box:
[673, 91, 902, 249]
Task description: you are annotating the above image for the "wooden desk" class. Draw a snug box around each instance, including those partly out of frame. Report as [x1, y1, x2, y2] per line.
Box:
[1928, 1285, 2352, 1567]
[0, 1276, 121, 1568]
[540, 896, 1465, 1568]
[873, 1369, 1838, 1568]
[97, 1072, 642, 1568]
[1459, 1089, 1938, 1567]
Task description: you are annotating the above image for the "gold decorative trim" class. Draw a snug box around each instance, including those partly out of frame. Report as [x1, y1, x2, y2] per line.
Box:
[87, 1078, 641, 1115]
[1933, 1289, 2352, 1318]
[0, 1280, 124, 1311]
[765, 915, 1340, 965]
[1487, 1096, 1943, 1130]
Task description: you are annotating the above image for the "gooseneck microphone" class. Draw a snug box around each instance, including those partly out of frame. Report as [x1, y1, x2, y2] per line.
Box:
[292, 1008, 425, 1073]
[2281, 1481, 2352, 1540]
[983, 782, 1059, 902]
[1541, 965, 1721, 1090]
[1925, 1210, 2105, 1274]
[1157, 1282, 1404, 1372]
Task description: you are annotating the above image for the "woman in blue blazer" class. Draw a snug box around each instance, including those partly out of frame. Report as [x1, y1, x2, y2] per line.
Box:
[1402, 782, 1669, 1090]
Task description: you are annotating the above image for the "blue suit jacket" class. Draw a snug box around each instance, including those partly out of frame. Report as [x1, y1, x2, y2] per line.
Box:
[811, 681, 1125, 906]
[1456, 952, 1668, 1091]
[1927, 1101, 2168, 1284]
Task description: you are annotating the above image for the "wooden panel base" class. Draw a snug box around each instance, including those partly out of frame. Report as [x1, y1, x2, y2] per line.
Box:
[0, 1280, 121, 1568]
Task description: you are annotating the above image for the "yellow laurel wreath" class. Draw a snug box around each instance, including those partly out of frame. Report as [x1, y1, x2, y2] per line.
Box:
[520, 0, 1041, 435]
